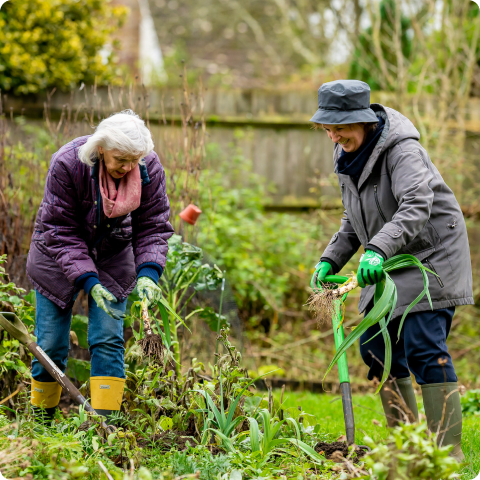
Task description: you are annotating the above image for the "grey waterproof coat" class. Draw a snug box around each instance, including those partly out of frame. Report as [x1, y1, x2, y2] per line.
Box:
[321, 104, 474, 318]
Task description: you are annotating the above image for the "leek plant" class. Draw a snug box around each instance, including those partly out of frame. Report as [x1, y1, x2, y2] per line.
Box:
[194, 371, 272, 449]
[246, 409, 324, 463]
[313, 254, 434, 391]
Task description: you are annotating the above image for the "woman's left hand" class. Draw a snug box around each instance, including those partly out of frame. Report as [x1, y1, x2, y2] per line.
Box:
[137, 277, 162, 307]
[91, 284, 125, 320]
[357, 250, 384, 288]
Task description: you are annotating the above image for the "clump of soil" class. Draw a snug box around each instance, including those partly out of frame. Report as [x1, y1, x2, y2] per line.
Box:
[137, 429, 195, 450]
[77, 420, 92, 432]
[315, 441, 367, 463]
[137, 429, 225, 456]
[207, 445, 223, 456]
[138, 334, 166, 364]
[113, 453, 129, 467]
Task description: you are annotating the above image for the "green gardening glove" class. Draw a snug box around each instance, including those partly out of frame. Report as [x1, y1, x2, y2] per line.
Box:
[310, 261, 333, 291]
[357, 250, 384, 288]
[137, 276, 162, 307]
[90, 284, 124, 320]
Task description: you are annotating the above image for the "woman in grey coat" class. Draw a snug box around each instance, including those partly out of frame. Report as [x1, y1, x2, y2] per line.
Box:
[310, 80, 473, 461]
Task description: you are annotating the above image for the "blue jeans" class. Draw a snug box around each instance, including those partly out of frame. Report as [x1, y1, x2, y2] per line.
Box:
[32, 291, 127, 382]
[359, 307, 457, 385]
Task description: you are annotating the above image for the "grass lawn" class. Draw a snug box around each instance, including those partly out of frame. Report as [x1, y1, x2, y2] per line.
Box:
[279, 390, 480, 479]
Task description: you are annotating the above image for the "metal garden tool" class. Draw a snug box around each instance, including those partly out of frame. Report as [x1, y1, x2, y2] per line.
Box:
[0, 311, 112, 431]
[323, 274, 369, 451]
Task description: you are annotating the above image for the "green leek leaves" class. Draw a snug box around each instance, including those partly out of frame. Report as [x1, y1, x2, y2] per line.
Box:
[324, 254, 434, 392]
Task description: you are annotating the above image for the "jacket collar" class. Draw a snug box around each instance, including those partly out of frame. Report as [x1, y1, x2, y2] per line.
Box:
[90, 159, 150, 185]
[356, 108, 389, 190]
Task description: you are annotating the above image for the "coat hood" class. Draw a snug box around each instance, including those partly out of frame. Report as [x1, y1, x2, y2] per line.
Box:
[350, 104, 420, 191]
[371, 104, 420, 152]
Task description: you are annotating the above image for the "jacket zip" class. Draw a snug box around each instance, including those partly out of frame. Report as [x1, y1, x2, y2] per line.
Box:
[373, 185, 387, 223]
[93, 183, 120, 250]
[96, 182, 102, 227]
[425, 259, 444, 288]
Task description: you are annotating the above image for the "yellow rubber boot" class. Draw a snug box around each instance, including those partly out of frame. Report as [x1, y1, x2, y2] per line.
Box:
[31, 379, 62, 422]
[90, 376, 125, 421]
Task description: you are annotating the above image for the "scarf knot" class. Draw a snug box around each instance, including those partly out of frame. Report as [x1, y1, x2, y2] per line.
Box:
[99, 161, 142, 218]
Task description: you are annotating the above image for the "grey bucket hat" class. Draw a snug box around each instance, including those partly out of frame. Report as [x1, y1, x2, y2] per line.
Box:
[310, 79, 379, 125]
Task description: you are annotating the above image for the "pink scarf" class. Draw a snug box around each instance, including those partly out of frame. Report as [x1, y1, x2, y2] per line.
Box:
[99, 161, 142, 218]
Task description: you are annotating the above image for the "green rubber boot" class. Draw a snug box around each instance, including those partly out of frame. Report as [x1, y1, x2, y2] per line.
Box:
[421, 382, 464, 462]
[380, 377, 419, 427]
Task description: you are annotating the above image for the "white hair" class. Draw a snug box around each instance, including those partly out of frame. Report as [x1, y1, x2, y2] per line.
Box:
[78, 110, 154, 166]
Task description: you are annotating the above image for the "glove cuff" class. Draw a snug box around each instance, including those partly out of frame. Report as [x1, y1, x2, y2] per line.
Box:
[137, 266, 160, 284]
[137, 263, 163, 284]
[75, 272, 100, 295]
[365, 245, 387, 260]
[319, 257, 340, 274]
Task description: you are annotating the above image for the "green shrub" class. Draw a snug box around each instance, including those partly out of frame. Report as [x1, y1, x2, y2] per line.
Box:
[197, 142, 324, 324]
[0, 0, 126, 94]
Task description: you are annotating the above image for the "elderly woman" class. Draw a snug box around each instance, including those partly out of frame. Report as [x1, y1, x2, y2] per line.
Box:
[26, 110, 174, 420]
[310, 80, 472, 460]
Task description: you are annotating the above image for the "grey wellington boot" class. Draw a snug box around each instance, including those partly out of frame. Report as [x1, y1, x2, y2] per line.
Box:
[421, 382, 464, 462]
[380, 377, 419, 427]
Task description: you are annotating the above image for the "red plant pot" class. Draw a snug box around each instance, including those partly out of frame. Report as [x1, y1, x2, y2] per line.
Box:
[179, 204, 202, 225]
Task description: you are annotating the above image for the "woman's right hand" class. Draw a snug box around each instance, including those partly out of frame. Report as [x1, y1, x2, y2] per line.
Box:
[310, 261, 333, 291]
[90, 284, 124, 320]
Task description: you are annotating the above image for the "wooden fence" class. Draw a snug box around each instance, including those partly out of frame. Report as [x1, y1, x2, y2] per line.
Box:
[3, 87, 480, 207]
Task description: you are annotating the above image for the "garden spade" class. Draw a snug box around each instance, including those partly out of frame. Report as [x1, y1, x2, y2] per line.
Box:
[0, 311, 112, 431]
[323, 275, 368, 451]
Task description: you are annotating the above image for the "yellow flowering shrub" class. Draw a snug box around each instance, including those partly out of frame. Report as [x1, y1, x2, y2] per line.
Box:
[0, 0, 127, 94]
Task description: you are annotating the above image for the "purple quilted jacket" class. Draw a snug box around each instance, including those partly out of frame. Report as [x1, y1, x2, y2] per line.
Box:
[26, 136, 174, 309]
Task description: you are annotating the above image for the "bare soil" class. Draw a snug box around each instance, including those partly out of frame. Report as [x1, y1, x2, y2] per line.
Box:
[137, 430, 195, 450]
[315, 441, 367, 463]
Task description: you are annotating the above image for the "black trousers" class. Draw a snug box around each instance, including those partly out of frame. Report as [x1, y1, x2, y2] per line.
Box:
[359, 307, 457, 385]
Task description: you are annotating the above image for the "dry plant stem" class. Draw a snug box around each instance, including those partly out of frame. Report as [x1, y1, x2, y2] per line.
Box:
[98, 461, 114, 480]
[0, 383, 24, 405]
[141, 301, 153, 336]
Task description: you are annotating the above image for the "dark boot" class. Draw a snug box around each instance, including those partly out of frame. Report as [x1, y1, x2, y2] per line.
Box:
[380, 377, 419, 427]
[32, 405, 57, 423]
[421, 382, 464, 462]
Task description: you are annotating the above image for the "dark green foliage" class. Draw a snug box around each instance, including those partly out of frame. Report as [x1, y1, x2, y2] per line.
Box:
[197, 142, 322, 323]
[66, 358, 91, 384]
[0, 255, 34, 401]
[461, 389, 480, 416]
[198, 307, 228, 332]
[70, 315, 89, 350]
